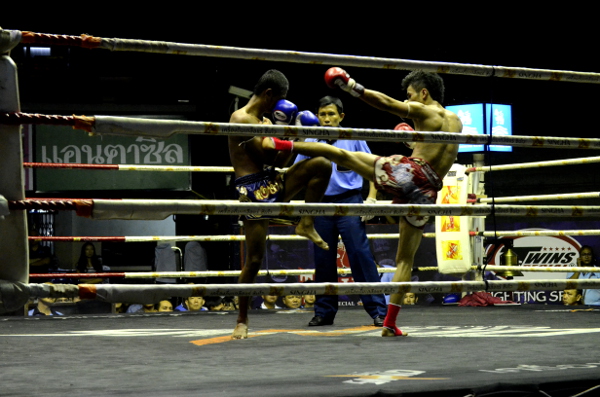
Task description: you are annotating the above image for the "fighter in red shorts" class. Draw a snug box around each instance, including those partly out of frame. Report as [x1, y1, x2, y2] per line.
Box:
[264, 68, 463, 337]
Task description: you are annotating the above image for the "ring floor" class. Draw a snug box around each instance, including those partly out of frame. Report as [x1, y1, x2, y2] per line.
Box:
[2, 305, 600, 397]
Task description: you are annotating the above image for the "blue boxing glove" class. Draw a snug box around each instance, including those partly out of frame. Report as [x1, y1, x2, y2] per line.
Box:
[272, 99, 298, 125]
[295, 110, 320, 126]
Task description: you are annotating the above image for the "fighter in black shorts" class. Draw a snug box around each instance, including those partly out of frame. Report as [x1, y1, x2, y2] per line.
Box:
[228, 70, 331, 339]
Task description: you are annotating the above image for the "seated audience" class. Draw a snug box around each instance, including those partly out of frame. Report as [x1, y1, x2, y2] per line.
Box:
[127, 303, 158, 313]
[28, 283, 63, 316]
[402, 292, 418, 305]
[206, 297, 224, 311]
[259, 295, 281, 310]
[156, 299, 174, 312]
[281, 295, 302, 309]
[562, 289, 583, 306]
[175, 296, 208, 312]
[303, 293, 316, 309]
[222, 296, 238, 311]
[76, 242, 105, 284]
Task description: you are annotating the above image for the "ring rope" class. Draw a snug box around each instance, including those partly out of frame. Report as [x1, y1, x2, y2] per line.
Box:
[2, 113, 600, 150]
[478, 192, 600, 204]
[19, 279, 600, 303]
[7, 199, 600, 220]
[28, 265, 599, 279]
[33, 200, 600, 220]
[466, 155, 600, 173]
[13, 30, 600, 84]
[26, 229, 600, 243]
[23, 162, 239, 173]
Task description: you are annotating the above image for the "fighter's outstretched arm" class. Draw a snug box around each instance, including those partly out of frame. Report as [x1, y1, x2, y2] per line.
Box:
[361, 89, 434, 123]
[323, 67, 427, 121]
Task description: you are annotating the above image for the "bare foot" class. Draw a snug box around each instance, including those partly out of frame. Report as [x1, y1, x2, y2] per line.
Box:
[296, 223, 329, 250]
[231, 323, 248, 340]
[382, 326, 408, 337]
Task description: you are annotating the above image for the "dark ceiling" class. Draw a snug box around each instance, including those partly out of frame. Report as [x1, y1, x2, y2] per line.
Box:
[2, 13, 599, 197]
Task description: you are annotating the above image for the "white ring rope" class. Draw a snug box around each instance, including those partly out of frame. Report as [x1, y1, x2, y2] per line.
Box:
[24, 163, 238, 173]
[478, 229, 600, 237]
[467, 155, 600, 173]
[7, 29, 600, 83]
[88, 200, 600, 221]
[86, 117, 600, 150]
[31, 265, 598, 279]
[483, 265, 600, 274]
[21, 279, 600, 303]
[91, 34, 600, 84]
[28, 229, 600, 243]
[479, 192, 600, 204]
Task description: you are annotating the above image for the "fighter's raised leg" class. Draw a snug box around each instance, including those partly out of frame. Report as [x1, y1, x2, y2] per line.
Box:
[283, 156, 332, 250]
[263, 138, 377, 182]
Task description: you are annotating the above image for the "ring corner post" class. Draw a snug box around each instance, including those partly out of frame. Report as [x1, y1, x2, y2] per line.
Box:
[0, 51, 29, 284]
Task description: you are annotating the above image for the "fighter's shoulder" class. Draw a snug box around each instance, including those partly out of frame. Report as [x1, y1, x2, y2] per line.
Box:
[442, 107, 460, 119]
[442, 108, 463, 132]
[230, 108, 260, 124]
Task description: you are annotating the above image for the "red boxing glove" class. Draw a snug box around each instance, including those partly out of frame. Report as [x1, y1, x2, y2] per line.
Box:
[394, 122, 416, 149]
[324, 67, 365, 97]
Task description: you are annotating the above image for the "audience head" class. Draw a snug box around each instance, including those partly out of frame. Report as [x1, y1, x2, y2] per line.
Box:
[402, 292, 418, 305]
[185, 296, 205, 311]
[261, 294, 279, 309]
[156, 300, 173, 312]
[562, 289, 583, 306]
[281, 295, 302, 309]
[579, 245, 596, 266]
[222, 296, 238, 311]
[206, 297, 224, 311]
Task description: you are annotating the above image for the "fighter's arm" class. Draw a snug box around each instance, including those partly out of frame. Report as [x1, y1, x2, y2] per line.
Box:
[360, 89, 429, 121]
[323, 67, 432, 121]
[272, 146, 295, 167]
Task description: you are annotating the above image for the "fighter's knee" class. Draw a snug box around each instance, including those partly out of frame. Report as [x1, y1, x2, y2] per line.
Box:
[312, 156, 332, 174]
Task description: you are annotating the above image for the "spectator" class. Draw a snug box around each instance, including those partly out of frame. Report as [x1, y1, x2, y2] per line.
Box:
[222, 296, 238, 311]
[562, 289, 583, 306]
[28, 283, 63, 316]
[76, 242, 105, 284]
[156, 300, 174, 312]
[402, 292, 418, 305]
[175, 296, 208, 312]
[28, 226, 56, 277]
[303, 294, 316, 309]
[259, 295, 281, 310]
[568, 245, 600, 305]
[281, 295, 302, 309]
[206, 297, 224, 311]
[126, 303, 157, 313]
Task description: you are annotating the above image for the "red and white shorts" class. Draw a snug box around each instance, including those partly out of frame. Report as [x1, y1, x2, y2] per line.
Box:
[373, 155, 442, 228]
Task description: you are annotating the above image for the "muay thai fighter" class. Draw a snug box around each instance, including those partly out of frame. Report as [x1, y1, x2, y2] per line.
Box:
[263, 67, 462, 337]
[228, 69, 332, 340]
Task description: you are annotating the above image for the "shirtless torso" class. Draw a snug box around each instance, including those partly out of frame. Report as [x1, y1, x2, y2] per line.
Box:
[228, 88, 331, 340]
[228, 110, 279, 179]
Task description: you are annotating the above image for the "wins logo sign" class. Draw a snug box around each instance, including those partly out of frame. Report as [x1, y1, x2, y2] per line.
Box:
[485, 229, 580, 272]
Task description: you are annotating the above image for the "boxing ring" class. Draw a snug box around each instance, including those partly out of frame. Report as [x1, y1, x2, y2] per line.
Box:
[2, 28, 600, 396]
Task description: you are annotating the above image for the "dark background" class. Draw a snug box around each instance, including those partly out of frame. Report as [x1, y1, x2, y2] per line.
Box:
[4, 12, 598, 201]
[3, 11, 599, 270]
